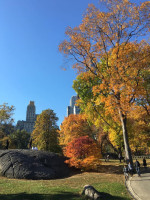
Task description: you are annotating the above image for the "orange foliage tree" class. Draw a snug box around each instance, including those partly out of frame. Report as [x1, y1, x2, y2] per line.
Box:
[59, 114, 95, 146]
[59, 0, 150, 165]
[64, 136, 101, 170]
[127, 105, 150, 154]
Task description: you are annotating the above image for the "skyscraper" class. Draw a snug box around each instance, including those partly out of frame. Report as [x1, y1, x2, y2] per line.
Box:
[26, 101, 36, 122]
[16, 101, 38, 133]
[67, 96, 80, 116]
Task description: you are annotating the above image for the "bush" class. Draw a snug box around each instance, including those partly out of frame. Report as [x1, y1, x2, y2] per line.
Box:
[64, 136, 101, 170]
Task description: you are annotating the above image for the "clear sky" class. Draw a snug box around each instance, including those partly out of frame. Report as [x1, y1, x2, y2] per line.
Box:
[0, 0, 146, 126]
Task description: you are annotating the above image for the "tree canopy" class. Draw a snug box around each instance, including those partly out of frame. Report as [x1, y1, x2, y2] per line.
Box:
[59, 114, 94, 146]
[31, 109, 61, 152]
[64, 136, 101, 170]
[0, 103, 15, 149]
[9, 129, 30, 149]
[59, 0, 150, 164]
[0, 103, 15, 126]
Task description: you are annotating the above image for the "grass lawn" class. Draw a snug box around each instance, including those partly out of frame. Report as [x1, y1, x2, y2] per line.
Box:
[0, 167, 131, 200]
[0, 158, 149, 200]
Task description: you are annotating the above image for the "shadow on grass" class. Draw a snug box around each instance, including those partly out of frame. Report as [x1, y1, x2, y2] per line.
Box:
[100, 192, 130, 200]
[0, 192, 130, 200]
[0, 192, 81, 200]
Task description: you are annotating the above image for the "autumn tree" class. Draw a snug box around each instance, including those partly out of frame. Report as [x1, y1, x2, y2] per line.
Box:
[0, 103, 14, 126]
[127, 104, 150, 154]
[31, 109, 61, 152]
[59, 0, 150, 165]
[64, 136, 101, 170]
[73, 72, 123, 155]
[59, 114, 95, 146]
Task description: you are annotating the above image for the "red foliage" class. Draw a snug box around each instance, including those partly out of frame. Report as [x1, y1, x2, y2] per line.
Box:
[64, 136, 101, 170]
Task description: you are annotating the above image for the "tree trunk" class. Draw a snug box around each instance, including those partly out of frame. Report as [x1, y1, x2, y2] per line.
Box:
[119, 110, 133, 166]
[100, 133, 118, 155]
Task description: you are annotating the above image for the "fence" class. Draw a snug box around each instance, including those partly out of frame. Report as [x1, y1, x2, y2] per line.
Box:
[132, 155, 150, 159]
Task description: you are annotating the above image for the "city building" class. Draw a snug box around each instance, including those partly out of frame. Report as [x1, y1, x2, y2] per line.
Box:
[67, 96, 80, 116]
[16, 101, 38, 133]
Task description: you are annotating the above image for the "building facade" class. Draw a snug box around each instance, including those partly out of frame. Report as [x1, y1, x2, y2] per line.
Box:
[16, 101, 38, 133]
[67, 96, 80, 116]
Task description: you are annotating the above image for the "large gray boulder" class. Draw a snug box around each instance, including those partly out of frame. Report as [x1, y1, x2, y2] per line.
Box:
[0, 149, 71, 180]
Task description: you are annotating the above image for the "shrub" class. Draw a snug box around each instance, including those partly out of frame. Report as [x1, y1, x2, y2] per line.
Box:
[64, 136, 101, 170]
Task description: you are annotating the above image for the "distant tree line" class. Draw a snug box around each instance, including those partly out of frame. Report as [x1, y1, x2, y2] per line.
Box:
[0, 103, 30, 149]
[0, 104, 61, 153]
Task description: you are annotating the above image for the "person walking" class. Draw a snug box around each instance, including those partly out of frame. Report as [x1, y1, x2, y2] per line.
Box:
[143, 157, 147, 168]
[5, 139, 9, 149]
[106, 154, 109, 162]
[135, 159, 141, 176]
[128, 161, 133, 176]
[123, 165, 129, 180]
[29, 138, 32, 149]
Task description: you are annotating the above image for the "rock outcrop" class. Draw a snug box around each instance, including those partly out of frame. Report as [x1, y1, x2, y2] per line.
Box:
[82, 185, 101, 200]
[0, 149, 71, 180]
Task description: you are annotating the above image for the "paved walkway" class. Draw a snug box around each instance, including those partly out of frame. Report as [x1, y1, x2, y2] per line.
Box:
[126, 168, 150, 200]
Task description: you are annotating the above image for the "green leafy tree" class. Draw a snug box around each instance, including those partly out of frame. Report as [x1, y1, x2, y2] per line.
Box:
[0, 103, 15, 149]
[1, 123, 15, 136]
[31, 109, 61, 152]
[9, 130, 30, 149]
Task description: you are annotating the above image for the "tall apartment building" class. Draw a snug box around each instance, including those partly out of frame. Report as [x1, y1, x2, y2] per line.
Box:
[67, 96, 80, 116]
[16, 101, 38, 133]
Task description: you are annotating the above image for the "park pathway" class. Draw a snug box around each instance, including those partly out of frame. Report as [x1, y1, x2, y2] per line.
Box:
[126, 169, 150, 200]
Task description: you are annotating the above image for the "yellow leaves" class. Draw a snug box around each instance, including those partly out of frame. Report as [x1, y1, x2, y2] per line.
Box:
[59, 0, 150, 157]
[59, 0, 150, 74]
[109, 128, 121, 147]
[127, 102, 150, 153]
[82, 156, 101, 171]
[140, 1, 150, 13]
[95, 97, 102, 106]
[97, 11, 105, 19]
[92, 85, 101, 96]
[59, 114, 93, 146]
[78, 40, 150, 124]
[31, 109, 59, 151]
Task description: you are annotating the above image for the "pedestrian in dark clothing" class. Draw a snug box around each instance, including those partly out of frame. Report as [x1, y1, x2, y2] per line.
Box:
[5, 139, 9, 149]
[118, 153, 122, 163]
[29, 138, 32, 149]
[135, 159, 141, 176]
[143, 157, 147, 168]
[123, 165, 129, 180]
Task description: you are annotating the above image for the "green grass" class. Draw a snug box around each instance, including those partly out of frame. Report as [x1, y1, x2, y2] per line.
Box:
[0, 171, 131, 200]
[2, 158, 148, 200]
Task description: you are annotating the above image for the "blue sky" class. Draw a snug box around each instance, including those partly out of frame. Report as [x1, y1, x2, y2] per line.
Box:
[0, 0, 146, 126]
